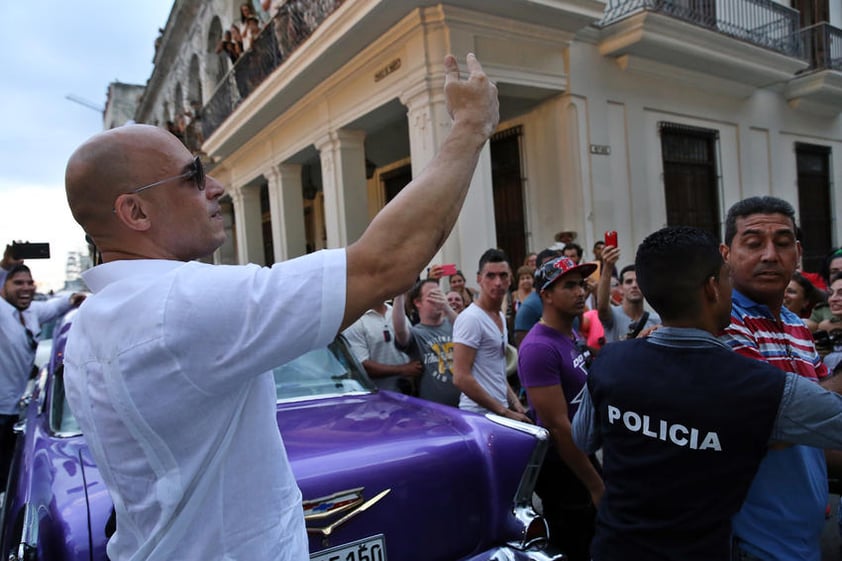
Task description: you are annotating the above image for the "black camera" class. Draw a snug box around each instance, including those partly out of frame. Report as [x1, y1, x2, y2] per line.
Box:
[814, 329, 842, 354]
[11, 242, 51, 260]
[626, 312, 650, 340]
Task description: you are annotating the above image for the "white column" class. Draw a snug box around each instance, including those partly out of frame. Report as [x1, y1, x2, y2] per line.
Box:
[456, 142, 496, 275]
[315, 129, 368, 248]
[264, 163, 306, 262]
[401, 84, 496, 274]
[229, 185, 265, 265]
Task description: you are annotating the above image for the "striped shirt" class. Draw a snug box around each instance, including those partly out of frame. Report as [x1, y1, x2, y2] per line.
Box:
[720, 288, 827, 561]
[721, 289, 827, 380]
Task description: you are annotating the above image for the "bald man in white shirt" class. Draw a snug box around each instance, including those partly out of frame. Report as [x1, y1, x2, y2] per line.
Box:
[62, 54, 498, 561]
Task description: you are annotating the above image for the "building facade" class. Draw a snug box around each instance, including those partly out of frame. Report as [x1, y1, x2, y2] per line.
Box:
[103, 82, 146, 129]
[131, 0, 842, 275]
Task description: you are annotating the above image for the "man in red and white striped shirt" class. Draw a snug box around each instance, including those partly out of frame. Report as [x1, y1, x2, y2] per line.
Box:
[720, 196, 831, 561]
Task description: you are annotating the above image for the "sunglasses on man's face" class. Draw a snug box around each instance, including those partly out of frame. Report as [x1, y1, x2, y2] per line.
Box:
[128, 155, 206, 194]
[113, 156, 206, 212]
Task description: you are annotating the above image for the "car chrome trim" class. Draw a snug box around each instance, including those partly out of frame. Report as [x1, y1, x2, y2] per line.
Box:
[486, 414, 549, 506]
[275, 390, 371, 405]
[485, 413, 553, 552]
[303, 487, 365, 521]
[462, 545, 564, 560]
[11, 503, 39, 561]
[11, 419, 25, 435]
[306, 488, 391, 538]
[507, 505, 549, 551]
[484, 414, 549, 440]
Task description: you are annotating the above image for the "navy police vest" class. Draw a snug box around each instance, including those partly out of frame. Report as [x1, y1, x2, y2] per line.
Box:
[588, 338, 785, 561]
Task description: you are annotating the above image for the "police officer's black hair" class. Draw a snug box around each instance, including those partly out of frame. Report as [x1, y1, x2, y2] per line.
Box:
[635, 226, 724, 321]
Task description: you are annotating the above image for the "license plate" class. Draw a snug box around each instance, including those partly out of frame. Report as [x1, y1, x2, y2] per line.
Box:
[310, 534, 387, 561]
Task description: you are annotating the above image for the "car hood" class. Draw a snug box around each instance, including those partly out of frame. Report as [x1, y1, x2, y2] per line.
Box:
[65, 392, 536, 561]
[279, 391, 534, 561]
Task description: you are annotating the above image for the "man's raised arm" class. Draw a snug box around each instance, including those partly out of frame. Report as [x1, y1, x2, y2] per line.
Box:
[597, 245, 619, 327]
[342, 54, 499, 329]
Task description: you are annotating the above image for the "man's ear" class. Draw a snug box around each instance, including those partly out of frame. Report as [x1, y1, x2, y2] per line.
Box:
[719, 242, 730, 263]
[113, 194, 152, 232]
[702, 275, 720, 306]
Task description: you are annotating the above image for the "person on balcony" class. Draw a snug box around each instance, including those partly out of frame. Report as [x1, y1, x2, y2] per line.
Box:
[242, 15, 262, 52]
[215, 29, 241, 64]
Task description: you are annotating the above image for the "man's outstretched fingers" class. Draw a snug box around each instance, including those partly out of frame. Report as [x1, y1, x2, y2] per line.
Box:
[443, 54, 460, 85]
[466, 52, 483, 77]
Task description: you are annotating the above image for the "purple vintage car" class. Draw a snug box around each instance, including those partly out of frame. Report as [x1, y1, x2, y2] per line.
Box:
[1, 312, 561, 561]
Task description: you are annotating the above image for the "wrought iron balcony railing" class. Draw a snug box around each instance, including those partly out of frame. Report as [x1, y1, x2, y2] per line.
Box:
[600, 0, 803, 58]
[201, 0, 344, 143]
[797, 22, 842, 71]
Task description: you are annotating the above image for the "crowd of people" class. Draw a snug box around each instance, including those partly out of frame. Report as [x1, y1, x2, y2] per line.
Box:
[340, 195, 842, 561]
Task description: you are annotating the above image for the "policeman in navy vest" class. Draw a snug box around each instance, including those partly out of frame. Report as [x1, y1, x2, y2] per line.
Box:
[573, 226, 842, 561]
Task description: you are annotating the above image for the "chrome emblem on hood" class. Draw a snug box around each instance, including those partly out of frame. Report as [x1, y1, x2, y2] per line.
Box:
[305, 488, 392, 539]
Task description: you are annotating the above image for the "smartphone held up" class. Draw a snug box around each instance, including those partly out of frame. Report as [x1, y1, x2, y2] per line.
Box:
[10, 242, 51, 260]
[440, 263, 458, 276]
[604, 231, 618, 248]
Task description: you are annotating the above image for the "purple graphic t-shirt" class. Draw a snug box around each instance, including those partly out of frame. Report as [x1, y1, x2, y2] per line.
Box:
[517, 323, 589, 424]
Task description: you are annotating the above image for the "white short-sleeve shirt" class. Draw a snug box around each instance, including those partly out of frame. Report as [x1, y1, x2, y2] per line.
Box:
[452, 303, 508, 414]
[341, 305, 410, 391]
[64, 249, 346, 561]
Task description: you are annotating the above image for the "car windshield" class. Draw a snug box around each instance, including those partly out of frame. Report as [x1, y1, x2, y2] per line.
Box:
[272, 339, 374, 402]
[51, 339, 374, 435]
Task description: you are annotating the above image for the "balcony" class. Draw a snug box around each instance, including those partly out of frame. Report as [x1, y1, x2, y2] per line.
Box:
[202, 0, 343, 142]
[597, 0, 809, 95]
[786, 22, 842, 114]
[197, 0, 605, 158]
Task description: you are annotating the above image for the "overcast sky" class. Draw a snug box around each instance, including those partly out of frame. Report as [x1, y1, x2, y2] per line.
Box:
[0, 1, 175, 290]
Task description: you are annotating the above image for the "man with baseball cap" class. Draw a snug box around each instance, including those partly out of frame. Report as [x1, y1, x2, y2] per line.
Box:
[517, 256, 603, 561]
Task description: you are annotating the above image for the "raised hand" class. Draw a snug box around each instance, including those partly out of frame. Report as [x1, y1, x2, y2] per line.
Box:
[443, 53, 500, 140]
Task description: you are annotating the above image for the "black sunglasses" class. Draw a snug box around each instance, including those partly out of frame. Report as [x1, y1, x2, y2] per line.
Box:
[127, 155, 205, 195]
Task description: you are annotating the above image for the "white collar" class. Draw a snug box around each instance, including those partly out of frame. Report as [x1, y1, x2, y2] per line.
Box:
[82, 259, 187, 293]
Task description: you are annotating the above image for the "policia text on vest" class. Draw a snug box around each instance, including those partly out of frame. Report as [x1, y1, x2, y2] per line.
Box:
[608, 405, 722, 451]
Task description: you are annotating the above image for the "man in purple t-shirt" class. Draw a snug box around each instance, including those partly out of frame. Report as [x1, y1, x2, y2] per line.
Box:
[518, 257, 604, 561]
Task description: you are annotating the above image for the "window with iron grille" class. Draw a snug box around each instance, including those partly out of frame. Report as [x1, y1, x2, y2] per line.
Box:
[659, 122, 721, 240]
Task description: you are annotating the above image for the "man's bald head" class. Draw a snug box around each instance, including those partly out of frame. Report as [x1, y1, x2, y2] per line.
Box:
[65, 125, 189, 238]
[65, 125, 227, 262]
